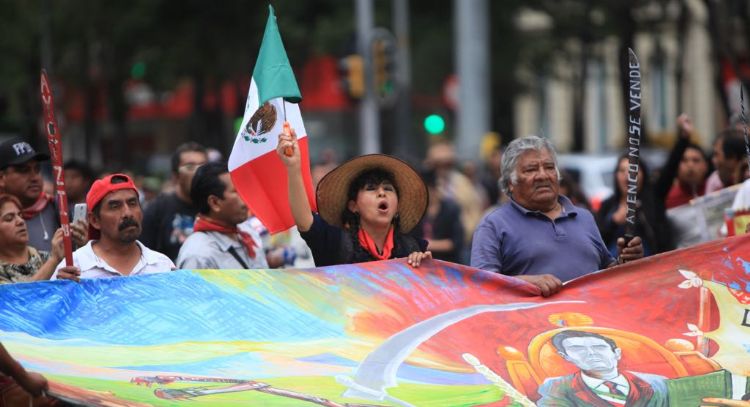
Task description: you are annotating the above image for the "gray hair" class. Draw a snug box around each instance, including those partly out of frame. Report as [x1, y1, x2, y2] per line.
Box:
[499, 135, 560, 196]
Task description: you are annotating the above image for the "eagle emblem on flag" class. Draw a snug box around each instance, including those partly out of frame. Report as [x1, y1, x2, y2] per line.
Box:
[243, 102, 277, 143]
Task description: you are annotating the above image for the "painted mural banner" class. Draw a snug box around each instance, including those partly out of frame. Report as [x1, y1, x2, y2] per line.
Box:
[1, 236, 749, 406]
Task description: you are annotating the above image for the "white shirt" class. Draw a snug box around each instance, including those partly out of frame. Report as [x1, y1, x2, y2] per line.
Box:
[51, 240, 175, 280]
[175, 223, 268, 270]
[717, 179, 750, 236]
[247, 217, 315, 268]
[581, 372, 630, 404]
[731, 179, 750, 210]
[705, 170, 725, 194]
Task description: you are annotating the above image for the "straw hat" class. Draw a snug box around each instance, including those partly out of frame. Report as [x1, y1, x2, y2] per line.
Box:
[316, 154, 427, 233]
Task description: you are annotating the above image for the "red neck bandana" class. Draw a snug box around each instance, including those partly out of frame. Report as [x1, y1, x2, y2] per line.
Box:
[357, 226, 394, 260]
[21, 193, 51, 220]
[193, 216, 257, 259]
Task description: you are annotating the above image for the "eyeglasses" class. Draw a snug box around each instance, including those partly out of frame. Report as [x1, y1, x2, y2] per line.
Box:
[178, 162, 205, 172]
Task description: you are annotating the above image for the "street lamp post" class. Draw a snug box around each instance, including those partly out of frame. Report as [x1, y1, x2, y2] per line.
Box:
[454, 0, 490, 162]
[356, 0, 380, 154]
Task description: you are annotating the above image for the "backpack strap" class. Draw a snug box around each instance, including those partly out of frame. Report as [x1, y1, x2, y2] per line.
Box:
[227, 247, 250, 269]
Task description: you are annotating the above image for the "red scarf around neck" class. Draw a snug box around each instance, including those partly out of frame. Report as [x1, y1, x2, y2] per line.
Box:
[21, 193, 51, 220]
[357, 226, 394, 260]
[193, 216, 256, 258]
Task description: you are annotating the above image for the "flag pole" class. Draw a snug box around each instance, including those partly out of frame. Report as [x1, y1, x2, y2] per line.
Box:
[282, 101, 293, 157]
[228, 4, 314, 233]
[624, 48, 642, 244]
[40, 70, 74, 267]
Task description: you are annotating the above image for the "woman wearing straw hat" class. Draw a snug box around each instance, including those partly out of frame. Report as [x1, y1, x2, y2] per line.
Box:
[277, 130, 432, 267]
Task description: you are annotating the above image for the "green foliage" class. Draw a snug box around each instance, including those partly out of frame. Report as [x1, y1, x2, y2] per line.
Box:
[410, 0, 452, 94]
[273, 0, 355, 60]
[0, 0, 38, 91]
[0, 0, 697, 145]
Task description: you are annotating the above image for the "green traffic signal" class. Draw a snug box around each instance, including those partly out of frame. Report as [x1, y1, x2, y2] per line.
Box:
[131, 62, 146, 79]
[424, 114, 445, 135]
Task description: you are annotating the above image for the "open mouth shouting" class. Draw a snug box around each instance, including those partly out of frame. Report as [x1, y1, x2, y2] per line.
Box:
[377, 200, 390, 214]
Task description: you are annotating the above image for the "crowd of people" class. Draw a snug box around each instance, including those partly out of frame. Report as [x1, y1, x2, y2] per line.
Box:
[0, 112, 746, 286]
[0, 111, 748, 404]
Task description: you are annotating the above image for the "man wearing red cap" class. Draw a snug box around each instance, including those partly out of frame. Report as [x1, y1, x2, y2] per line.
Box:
[52, 174, 174, 280]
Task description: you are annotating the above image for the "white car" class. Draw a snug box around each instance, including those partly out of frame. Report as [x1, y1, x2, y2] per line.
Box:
[557, 149, 668, 212]
[557, 154, 617, 211]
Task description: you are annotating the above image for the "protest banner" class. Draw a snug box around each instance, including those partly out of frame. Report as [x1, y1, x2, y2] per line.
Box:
[667, 185, 739, 248]
[1, 237, 749, 406]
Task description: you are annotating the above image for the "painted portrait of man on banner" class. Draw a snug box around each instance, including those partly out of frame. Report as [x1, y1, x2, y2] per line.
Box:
[537, 330, 668, 407]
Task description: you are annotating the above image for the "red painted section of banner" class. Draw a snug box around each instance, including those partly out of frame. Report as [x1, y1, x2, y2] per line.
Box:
[348, 236, 750, 400]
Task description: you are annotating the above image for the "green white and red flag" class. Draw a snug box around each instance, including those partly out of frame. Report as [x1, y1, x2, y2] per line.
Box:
[228, 5, 316, 233]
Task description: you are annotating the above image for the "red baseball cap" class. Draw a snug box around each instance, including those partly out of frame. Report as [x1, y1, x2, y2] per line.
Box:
[86, 173, 139, 239]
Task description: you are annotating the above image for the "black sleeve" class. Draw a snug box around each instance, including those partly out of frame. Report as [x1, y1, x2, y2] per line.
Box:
[654, 136, 690, 201]
[431, 200, 465, 257]
[595, 198, 620, 247]
[447, 202, 464, 255]
[299, 214, 344, 267]
[140, 195, 162, 249]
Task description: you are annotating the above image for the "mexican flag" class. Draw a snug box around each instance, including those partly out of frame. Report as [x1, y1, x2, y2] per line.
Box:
[229, 5, 317, 233]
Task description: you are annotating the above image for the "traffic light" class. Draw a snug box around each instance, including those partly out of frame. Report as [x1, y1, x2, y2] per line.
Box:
[130, 61, 146, 79]
[424, 114, 446, 135]
[372, 37, 396, 101]
[339, 54, 364, 99]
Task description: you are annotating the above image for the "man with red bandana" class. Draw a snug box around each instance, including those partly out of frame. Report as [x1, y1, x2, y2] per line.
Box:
[0, 137, 86, 252]
[175, 162, 270, 269]
[0, 137, 57, 252]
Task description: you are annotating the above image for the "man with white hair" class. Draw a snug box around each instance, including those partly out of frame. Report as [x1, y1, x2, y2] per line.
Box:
[470, 135, 643, 297]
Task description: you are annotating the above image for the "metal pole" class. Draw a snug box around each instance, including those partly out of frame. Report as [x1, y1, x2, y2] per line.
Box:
[454, 0, 490, 162]
[393, 0, 412, 158]
[40, 0, 52, 72]
[356, 0, 380, 154]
